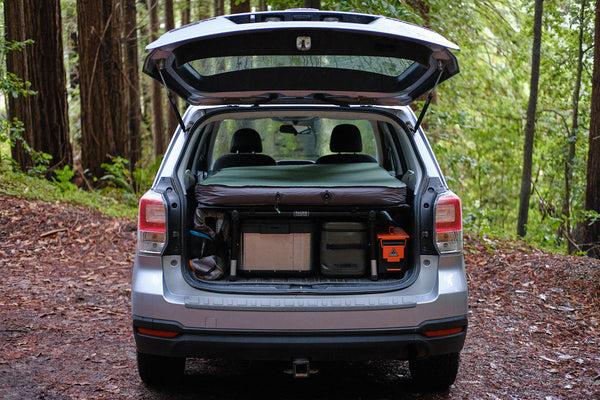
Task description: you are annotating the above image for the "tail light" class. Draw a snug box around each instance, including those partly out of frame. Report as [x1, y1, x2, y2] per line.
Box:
[138, 191, 167, 254]
[435, 193, 462, 254]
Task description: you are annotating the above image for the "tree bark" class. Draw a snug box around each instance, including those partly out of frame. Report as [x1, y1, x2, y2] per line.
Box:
[4, 0, 72, 176]
[517, 0, 544, 238]
[562, 0, 587, 253]
[124, 0, 142, 172]
[583, 0, 600, 258]
[165, 0, 179, 139]
[303, 0, 321, 9]
[149, 0, 165, 158]
[77, 0, 127, 180]
[214, 0, 225, 16]
[406, 0, 431, 27]
[181, 0, 191, 25]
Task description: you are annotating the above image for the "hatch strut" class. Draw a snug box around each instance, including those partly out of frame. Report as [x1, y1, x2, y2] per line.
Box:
[157, 61, 187, 133]
[412, 63, 445, 134]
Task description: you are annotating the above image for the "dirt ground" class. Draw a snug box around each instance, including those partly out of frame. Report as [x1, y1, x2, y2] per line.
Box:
[1, 194, 599, 399]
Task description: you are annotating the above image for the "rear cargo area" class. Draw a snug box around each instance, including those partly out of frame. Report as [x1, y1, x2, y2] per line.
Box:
[177, 110, 420, 289]
[185, 204, 414, 287]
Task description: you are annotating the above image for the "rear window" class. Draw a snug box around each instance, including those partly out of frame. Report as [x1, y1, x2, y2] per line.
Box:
[211, 117, 377, 163]
[188, 55, 417, 77]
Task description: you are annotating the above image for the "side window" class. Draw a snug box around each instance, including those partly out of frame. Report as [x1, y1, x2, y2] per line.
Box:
[355, 120, 377, 158]
[378, 122, 403, 176]
[211, 120, 240, 161]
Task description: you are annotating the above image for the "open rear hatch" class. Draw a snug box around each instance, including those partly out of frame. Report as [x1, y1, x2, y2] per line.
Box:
[142, 10, 461, 292]
[143, 9, 459, 106]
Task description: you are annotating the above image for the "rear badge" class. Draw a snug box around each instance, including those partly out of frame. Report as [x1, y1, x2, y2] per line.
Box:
[296, 36, 311, 51]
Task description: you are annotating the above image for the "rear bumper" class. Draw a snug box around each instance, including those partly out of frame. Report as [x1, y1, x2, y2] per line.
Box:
[133, 315, 467, 361]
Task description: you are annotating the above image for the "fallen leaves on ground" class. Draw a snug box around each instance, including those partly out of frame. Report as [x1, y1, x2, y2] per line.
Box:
[0, 195, 598, 399]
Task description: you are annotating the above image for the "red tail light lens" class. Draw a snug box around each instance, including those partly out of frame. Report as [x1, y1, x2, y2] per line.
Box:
[422, 326, 464, 338]
[435, 193, 462, 254]
[137, 327, 179, 338]
[138, 191, 167, 254]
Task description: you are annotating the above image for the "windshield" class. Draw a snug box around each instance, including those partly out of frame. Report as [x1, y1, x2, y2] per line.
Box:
[211, 117, 377, 163]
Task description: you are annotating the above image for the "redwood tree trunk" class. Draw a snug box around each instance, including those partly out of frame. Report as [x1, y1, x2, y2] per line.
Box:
[583, 0, 600, 258]
[214, 0, 224, 16]
[165, 0, 179, 139]
[77, 0, 127, 181]
[517, 0, 544, 238]
[4, 0, 72, 176]
[562, 0, 587, 253]
[124, 0, 142, 171]
[181, 0, 191, 25]
[149, 0, 166, 158]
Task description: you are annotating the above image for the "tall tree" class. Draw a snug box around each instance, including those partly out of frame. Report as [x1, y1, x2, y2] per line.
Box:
[584, 0, 600, 258]
[4, 0, 72, 176]
[124, 0, 142, 172]
[181, 0, 191, 25]
[149, 0, 166, 158]
[406, 0, 430, 26]
[561, 0, 588, 253]
[77, 0, 127, 180]
[517, 0, 544, 237]
[214, 0, 225, 16]
[165, 0, 179, 139]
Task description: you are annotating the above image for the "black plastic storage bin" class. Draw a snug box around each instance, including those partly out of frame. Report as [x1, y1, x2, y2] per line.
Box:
[320, 222, 368, 277]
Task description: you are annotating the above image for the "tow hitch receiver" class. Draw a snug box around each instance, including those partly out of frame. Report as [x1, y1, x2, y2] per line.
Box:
[284, 358, 318, 378]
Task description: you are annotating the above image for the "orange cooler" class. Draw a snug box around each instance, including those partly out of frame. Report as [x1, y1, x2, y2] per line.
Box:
[377, 227, 409, 274]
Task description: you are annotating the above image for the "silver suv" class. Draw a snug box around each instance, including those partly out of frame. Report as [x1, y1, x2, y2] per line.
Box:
[132, 9, 467, 390]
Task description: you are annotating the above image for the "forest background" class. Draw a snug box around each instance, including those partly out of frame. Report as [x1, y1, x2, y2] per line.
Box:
[1, 0, 599, 256]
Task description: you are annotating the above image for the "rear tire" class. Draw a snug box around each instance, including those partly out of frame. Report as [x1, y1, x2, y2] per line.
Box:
[137, 351, 185, 386]
[409, 352, 459, 391]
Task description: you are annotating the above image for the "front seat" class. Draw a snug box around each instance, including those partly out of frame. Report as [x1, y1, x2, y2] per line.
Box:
[316, 124, 378, 164]
[213, 128, 276, 171]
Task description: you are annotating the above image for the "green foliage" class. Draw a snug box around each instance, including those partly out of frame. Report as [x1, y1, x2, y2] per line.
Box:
[0, 117, 51, 176]
[326, 0, 595, 252]
[0, 168, 137, 220]
[132, 157, 162, 194]
[582, 210, 600, 226]
[0, 39, 37, 98]
[100, 155, 161, 196]
[0, 38, 45, 174]
[101, 156, 134, 192]
[99, 156, 162, 209]
[52, 165, 77, 192]
[1, 0, 595, 254]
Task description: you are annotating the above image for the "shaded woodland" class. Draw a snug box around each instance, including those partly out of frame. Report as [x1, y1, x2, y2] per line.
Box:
[1, 0, 599, 255]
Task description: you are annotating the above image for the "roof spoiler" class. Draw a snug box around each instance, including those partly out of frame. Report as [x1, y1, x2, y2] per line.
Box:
[156, 60, 187, 133]
[412, 62, 445, 134]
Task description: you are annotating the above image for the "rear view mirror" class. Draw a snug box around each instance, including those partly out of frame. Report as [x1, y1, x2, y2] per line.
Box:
[279, 124, 312, 135]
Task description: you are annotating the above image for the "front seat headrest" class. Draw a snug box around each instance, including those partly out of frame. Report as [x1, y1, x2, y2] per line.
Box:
[330, 124, 362, 153]
[230, 128, 263, 153]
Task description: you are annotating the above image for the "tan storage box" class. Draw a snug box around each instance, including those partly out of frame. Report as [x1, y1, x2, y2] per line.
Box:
[240, 222, 313, 273]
